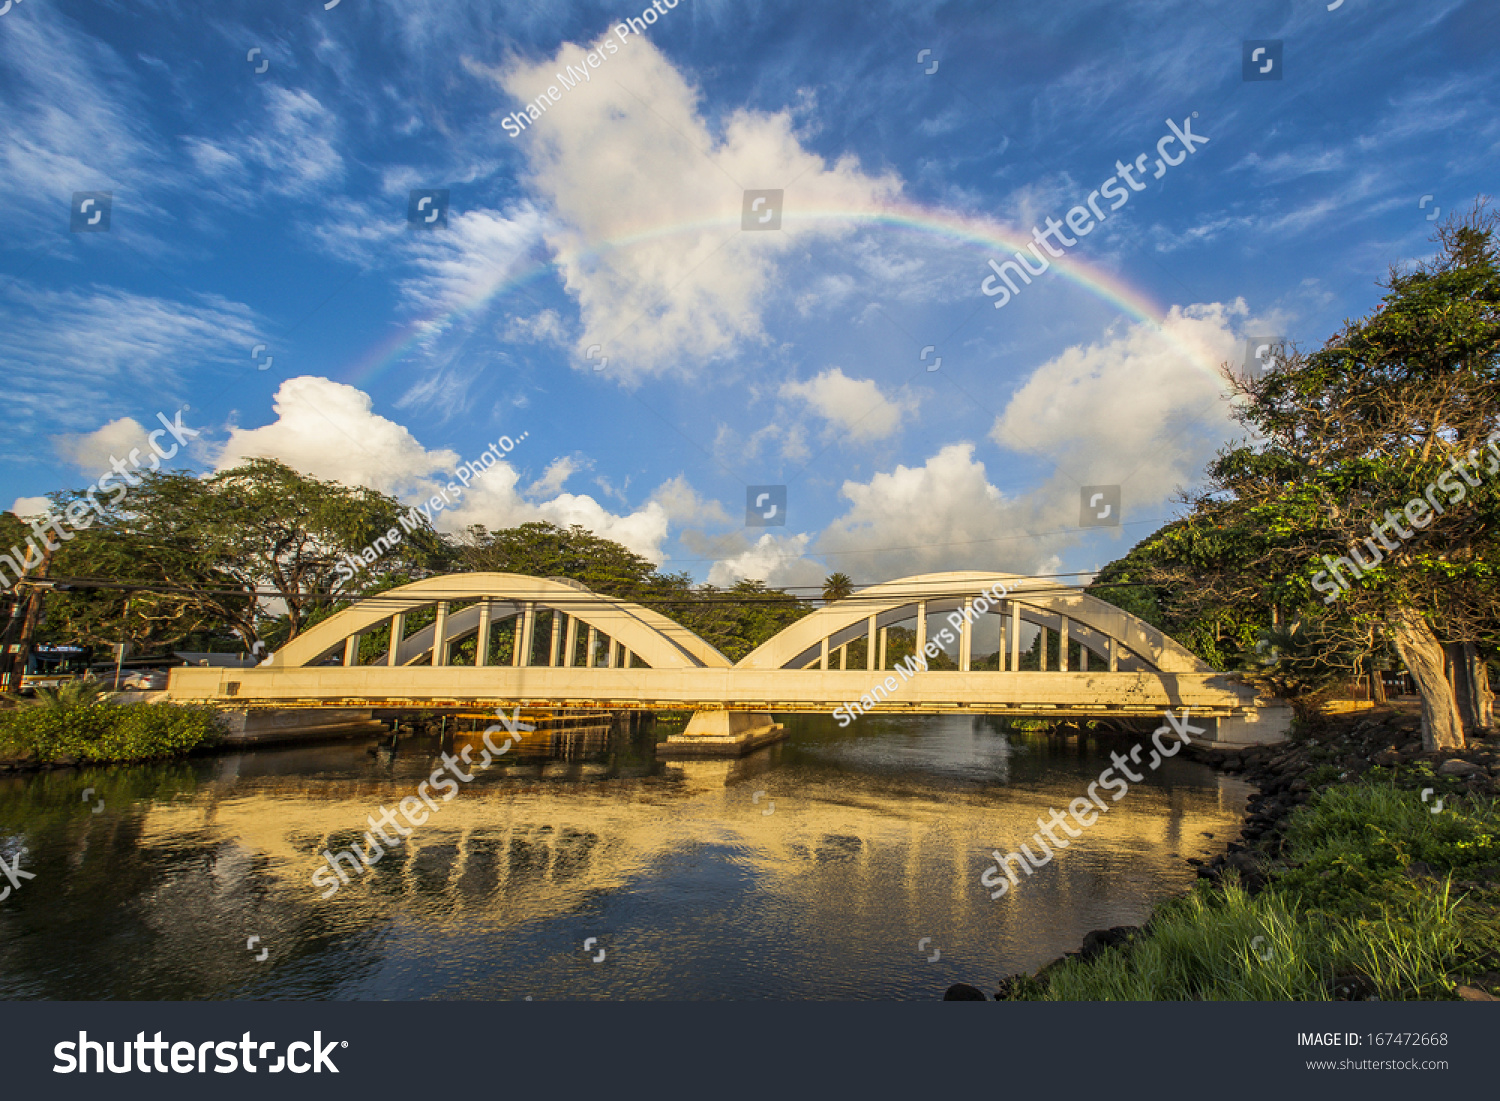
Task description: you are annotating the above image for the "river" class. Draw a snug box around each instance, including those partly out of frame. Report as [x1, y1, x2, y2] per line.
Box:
[0, 714, 1250, 1000]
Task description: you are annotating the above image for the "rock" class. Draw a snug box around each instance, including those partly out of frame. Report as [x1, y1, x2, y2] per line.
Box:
[942, 983, 989, 1001]
[1080, 926, 1138, 959]
[1438, 759, 1484, 778]
[1456, 985, 1498, 1002]
[1373, 747, 1402, 766]
[1331, 973, 1378, 1001]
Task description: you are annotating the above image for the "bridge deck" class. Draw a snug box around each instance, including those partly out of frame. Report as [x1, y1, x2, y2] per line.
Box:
[168, 666, 1268, 718]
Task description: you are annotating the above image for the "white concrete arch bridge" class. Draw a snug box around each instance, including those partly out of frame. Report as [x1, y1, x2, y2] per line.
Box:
[166, 571, 1290, 749]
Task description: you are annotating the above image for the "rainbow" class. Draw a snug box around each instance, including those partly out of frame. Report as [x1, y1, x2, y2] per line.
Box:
[341, 202, 1228, 391]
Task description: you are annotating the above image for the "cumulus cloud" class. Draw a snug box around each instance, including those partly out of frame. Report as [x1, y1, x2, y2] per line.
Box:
[703, 531, 824, 590]
[10, 496, 52, 519]
[53, 417, 150, 473]
[487, 35, 901, 378]
[212, 375, 693, 562]
[779, 367, 913, 442]
[802, 302, 1271, 582]
[525, 455, 579, 498]
[216, 376, 458, 497]
[991, 301, 1256, 501]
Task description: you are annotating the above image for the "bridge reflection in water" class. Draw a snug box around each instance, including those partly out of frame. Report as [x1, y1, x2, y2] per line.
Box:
[0, 715, 1252, 1000]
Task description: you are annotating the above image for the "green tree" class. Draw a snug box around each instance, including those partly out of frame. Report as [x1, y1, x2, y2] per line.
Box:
[821, 572, 855, 602]
[40, 458, 451, 652]
[1120, 202, 1500, 749]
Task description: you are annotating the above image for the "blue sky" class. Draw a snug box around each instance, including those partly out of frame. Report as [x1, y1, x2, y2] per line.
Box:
[3, 0, 1497, 590]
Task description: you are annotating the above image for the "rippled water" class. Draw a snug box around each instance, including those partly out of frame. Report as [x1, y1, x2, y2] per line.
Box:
[0, 715, 1250, 1000]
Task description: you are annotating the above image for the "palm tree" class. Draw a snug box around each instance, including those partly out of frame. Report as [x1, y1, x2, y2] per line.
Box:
[821, 572, 855, 604]
[25, 678, 116, 711]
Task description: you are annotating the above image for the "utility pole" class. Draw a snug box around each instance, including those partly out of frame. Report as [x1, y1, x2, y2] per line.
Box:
[9, 544, 57, 693]
[113, 597, 132, 690]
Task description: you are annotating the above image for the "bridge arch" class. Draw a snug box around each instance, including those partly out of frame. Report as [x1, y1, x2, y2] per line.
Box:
[267, 573, 732, 671]
[736, 571, 1210, 675]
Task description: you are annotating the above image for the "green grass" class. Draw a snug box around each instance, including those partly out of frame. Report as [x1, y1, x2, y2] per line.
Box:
[0, 700, 226, 764]
[1012, 780, 1500, 1001]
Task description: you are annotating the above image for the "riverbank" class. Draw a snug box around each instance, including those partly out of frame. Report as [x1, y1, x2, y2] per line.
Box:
[966, 705, 1500, 1001]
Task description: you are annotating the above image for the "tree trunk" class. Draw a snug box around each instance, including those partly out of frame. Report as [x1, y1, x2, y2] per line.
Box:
[1447, 641, 1493, 737]
[1387, 608, 1465, 750]
[1369, 657, 1387, 704]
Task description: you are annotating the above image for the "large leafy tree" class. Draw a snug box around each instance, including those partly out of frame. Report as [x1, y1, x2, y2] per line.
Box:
[38, 458, 451, 652]
[457, 521, 812, 661]
[1121, 203, 1500, 749]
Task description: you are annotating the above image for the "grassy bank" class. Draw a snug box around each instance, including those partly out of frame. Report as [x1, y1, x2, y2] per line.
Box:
[0, 696, 225, 765]
[1001, 730, 1500, 1001]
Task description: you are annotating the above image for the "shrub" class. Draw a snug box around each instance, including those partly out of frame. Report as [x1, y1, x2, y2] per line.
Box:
[0, 701, 225, 764]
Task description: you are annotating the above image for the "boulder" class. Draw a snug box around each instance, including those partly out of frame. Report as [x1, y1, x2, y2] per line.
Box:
[942, 983, 989, 1001]
[1437, 758, 1484, 778]
[1331, 973, 1378, 1001]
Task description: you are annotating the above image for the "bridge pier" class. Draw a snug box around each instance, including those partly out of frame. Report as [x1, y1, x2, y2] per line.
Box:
[1206, 705, 1293, 747]
[658, 711, 786, 757]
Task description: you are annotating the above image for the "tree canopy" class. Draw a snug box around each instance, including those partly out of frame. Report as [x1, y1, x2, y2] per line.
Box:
[1096, 202, 1500, 748]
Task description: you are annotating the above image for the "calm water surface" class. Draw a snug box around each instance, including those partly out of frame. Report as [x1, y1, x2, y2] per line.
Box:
[0, 715, 1249, 1000]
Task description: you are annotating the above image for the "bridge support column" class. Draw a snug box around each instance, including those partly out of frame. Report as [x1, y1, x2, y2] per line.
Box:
[388, 613, 405, 667]
[916, 601, 927, 657]
[563, 615, 577, 667]
[1010, 603, 1021, 671]
[658, 711, 786, 757]
[549, 613, 561, 666]
[1058, 617, 1069, 673]
[820, 636, 829, 671]
[433, 601, 449, 666]
[477, 599, 492, 667]
[878, 627, 887, 671]
[586, 625, 598, 667]
[839, 643, 847, 670]
[1208, 706, 1293, 746]
[343, 634, 360, 667]
[517, 602, 535, 667]
[959, 596, 972, 671]
[866, 616, 876, 671]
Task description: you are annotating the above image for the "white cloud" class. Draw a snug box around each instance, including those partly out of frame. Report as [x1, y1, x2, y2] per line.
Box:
[0, 13, 161, 234]
[990, 301, 1256, 501]
[184, 88, 344, 200]
[525, 455, 579, 498]
[488, 35, 902, 378]
[53, 417, 150, 474]
[705, 531, 824, 590]
[650, 474, 731, 526]
[0, 285, 262, 428]
[503, 307, 569, 345]
[212, 375, 688, 562]
[216, 376, 456, 497]
[779, 367, 914, 442]
[814, 443, 1047, 581]
[10, 496, 52, 519]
